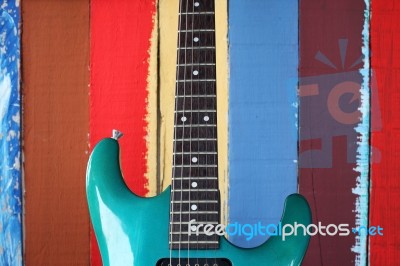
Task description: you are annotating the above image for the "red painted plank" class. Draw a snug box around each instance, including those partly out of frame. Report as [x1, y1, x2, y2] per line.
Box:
[90, 0, 156, 264]
[299, 0, 365, 264]
[370, 0, 400, 264]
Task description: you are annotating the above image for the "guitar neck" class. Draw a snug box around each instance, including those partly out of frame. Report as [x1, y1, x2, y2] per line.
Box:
[169, 0, 219, 250]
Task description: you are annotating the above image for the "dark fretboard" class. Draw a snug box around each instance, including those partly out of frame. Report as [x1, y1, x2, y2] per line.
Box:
[169, 0, 219, 250]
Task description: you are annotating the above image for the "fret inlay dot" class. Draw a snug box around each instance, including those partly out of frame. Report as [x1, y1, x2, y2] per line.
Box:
[193, 70, 199, 76]
[193, 37, 199, 42]
[191, 182, 198, 188]
[191, 204, 198, 211]
[181, 116, 187, 122]
[203, 116, 209, 122]
[192, 157, 198, 163]
[194, 2, 200, 7]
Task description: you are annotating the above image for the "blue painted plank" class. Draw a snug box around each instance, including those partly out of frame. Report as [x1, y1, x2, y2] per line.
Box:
[0, 1, 22, 265]
[228, 0, 298, 248]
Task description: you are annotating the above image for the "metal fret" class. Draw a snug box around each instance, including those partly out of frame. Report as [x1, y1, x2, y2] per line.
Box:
[171, 232, 213, 235]
[172, 178, 217, 185]
[172, 189, 218, 192]
[175, 138, 216, 141]
[170, 241, 219, 244]
[179, 0, 215, 12]
[171, 202, 219, 211]
[171, 232, 214, 236]
[170, 222, 218, 225]
[172, 200, 218, 203]
[173, 165, 217, 168]
[171, 211, 219, 214]
[176, 82, 216, 95]
[178, 32, 215, 47]
[177, 63, 215, 67]
[172, 167, 218, 178]
[176, 79, 216, 82]
[173, 152, 217, 155]
[174, 129, 216, 140]
[173, 164, 217, 168]
[177, 67, 216, 81]
[175, 110, 216, 113]
[174, 140, 217, 153]
[171, 0, 219, 250]
[177, 46, 216, 64]
[178, 46, 215, 50]
[175, 95, 216, 98]
[179, 12, 215, 15]
[171, 212, 219, 218]
[174, 124, 216, 128]
[172, 177, 217, 180]
[175, 95, 216, 110]
[174, 150, 216, 156]
[178, 29, 215, 32]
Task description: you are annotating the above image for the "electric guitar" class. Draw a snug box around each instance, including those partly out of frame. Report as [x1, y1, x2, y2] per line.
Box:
[86, 1, 312, 265]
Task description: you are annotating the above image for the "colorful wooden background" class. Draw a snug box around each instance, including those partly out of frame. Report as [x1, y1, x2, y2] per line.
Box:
[0, 0, 398, 265]
[0, 1, 22, 265]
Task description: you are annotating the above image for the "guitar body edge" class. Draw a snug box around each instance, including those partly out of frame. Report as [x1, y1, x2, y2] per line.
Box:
[86, 138, 312, 266]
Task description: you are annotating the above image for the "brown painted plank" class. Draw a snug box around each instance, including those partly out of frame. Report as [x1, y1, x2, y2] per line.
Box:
[22, 0, 90, 264]
[299, 0, 365, 265]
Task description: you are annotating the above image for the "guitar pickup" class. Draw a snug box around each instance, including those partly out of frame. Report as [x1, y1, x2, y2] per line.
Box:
[156, 258, 232, 266]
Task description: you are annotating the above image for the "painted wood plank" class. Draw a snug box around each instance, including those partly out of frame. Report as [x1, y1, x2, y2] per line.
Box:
[0, 1, 21, 265]
[370, 0, 400, 264]
[90, 0, 156, 195]
[157, 0, 230, 224]
[90, 0, 157, 264]
[299, 0, 367, 264]
[22, 0, 90, 264]
[227, 0, 299, 248]
[353, 1, 371, 263]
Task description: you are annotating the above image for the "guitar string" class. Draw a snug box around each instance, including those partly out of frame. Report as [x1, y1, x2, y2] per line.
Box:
[194, 2, 201, 264]
[178, 0, 191, 264]
[171, 2, 219, 265]
[203, 6, 210, 265]
[199, 1, 215, 263]
[196, 1, 217, 263]
[185, 1, 216, 263]
[187, 0, 195, 262]
[207, 2, 218, 263]
[196, 2, 203, 265]
[170, 0, 185, 264]
[211, 2, 218, 263]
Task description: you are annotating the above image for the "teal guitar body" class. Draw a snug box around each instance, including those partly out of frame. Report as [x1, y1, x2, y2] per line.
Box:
[87, 1, 312, 264]
[86, 138, 312, 266]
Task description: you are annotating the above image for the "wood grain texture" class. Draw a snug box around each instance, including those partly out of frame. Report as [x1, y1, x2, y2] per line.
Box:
[370, 0, 400, 264]
[157, 0, 230, 229]
[299, 0, 365, 265]
[90, 0, 155, 196]
[0, 2, 22, 265]
[227, 0, 299, 248]
[22, 0, 90, 264]
[90, 0, 156, 264]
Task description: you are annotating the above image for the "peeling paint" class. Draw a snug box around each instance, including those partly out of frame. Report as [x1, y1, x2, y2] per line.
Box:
[145, 0, 159, 196]
[352, 1, 370, 264]
[0, 1, 21, 265]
